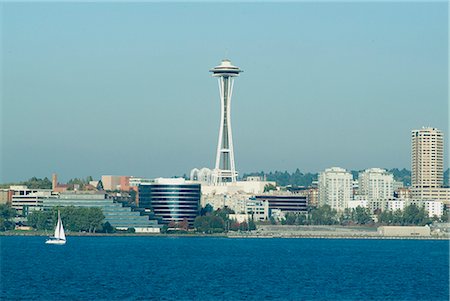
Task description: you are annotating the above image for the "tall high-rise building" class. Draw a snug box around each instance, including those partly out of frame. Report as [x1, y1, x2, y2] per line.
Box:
[411, 127, 444, 188]
[210, 59, 242, 185]
[411, 127, 449, 202]
[359, 168, 394, 201]
[318, 167, 353, 211]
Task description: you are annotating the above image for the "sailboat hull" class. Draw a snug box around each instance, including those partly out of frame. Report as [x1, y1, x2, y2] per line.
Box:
[45, 239, 66, 245]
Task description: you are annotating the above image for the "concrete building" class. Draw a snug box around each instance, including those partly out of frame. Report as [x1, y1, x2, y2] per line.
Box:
[254, 194, 308, 214]
[412, 127, 444, 189]
[411, 127, 449, 203]
[318, 167, 353, 211]
[201, 179, 276, 196]
[378, 226, 431, 237]
[359, 168, 394, 201]
[101, 175, 131, 191]
[347, 198, 369, 210]
[138, 178, 201, 226]
[245, 199, 269, 221]
[43, 192, 160, 231]
[395, 187, 411, 200]
[409, 200, 444, 218]
[9, 186, 57, 215]
[0, 189, 13, 204]
[385, 199, 405, 212]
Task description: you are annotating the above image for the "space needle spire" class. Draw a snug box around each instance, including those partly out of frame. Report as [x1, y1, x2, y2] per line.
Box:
[210, 59, 243, 185]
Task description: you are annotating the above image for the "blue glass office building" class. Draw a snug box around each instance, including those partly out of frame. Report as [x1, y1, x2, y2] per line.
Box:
[138, 182, 201, 226]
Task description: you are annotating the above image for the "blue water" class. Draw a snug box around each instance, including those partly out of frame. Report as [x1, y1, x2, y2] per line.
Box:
[1, 236, 448, 300]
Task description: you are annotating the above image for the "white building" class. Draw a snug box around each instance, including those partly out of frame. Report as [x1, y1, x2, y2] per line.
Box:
[245, 199, 269, 221]
[385, 199, 405, 212]
[190, 168, 213, 185]
[347, 198, 368, 210]
[359, 168, 394, 201]
[318, 167, 353, 212]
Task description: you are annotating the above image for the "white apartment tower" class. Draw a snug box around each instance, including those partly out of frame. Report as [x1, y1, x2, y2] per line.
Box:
[318, 167, 353, 211]
[359, 168, 394, 201]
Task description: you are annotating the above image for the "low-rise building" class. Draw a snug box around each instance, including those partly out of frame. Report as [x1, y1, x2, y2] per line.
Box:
[254, 194, 308, 214]
[43, 192, 160, 231]
[246, 199, 269, 221]
[378, 226, 431, 237]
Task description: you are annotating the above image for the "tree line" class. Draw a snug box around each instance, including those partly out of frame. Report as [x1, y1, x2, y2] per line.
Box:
[0, 176, 96, 190]
[27, 206, 105, 233]
[243, 168, 450, 187]
[270, 204, 441, 226]
[193, 205, 256, 233]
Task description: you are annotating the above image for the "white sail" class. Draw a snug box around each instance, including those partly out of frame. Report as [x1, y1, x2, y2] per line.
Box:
[58, 213, 66, 241]
[46, 210, 66, 244]
[54, 213, 61, 238]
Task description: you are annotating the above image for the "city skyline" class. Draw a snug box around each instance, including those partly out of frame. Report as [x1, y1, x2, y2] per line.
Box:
[1, 2, 448, 183]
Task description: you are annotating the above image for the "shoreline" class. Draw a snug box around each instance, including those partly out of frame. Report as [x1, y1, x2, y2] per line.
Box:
[1, 231, 448, 240]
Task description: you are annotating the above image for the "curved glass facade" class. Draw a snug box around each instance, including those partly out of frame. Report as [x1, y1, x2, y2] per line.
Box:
[138, 184, 201, 225]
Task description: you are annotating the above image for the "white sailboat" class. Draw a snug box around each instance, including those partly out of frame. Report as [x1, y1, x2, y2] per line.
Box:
[45, 210, 66, 245]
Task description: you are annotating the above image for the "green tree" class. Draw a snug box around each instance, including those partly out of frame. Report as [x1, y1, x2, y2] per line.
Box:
[213, 207, 234, 222]
[193, 215, 225, 233]
[354, 206, 373, 225]
[402, 204, 430, 226]
[200, 204, 214, 216]
[101, 221, 115, 233]
[248, 220, 257, 231]
[310, 205, 338, 225]
[27, 210, 53, 230]
[0, 204, 16, 231]
[281, 212, 297, 225]
[264, 184, 277, 192]
[22, 177, 52, 189]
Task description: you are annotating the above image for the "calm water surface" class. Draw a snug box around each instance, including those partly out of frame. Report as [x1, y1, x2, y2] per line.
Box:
[1, 236, 448, 300]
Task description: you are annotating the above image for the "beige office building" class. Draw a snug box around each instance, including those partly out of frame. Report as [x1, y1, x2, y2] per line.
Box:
[411, 127, 449, 203]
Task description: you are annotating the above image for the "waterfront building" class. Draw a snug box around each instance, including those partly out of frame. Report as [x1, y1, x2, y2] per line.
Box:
[12, 190, 57, 216]
[408, 200, 444, 218]
[359, 168, 394, 201]
[138, 178, 201, 226]
[411, 127, 449, 203]
[254, 194, 308, 213]
[245, 199, 269, 221]
[43, 192, 160, 232]
[318, 167, 353, 211]
[210, 59, 242, 185]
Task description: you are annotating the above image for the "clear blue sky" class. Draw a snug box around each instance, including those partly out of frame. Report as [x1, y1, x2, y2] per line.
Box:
[1, 2, 448, 182]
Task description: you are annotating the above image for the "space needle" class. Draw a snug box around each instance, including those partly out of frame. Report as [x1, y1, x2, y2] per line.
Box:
[210, 59, 243, 185]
